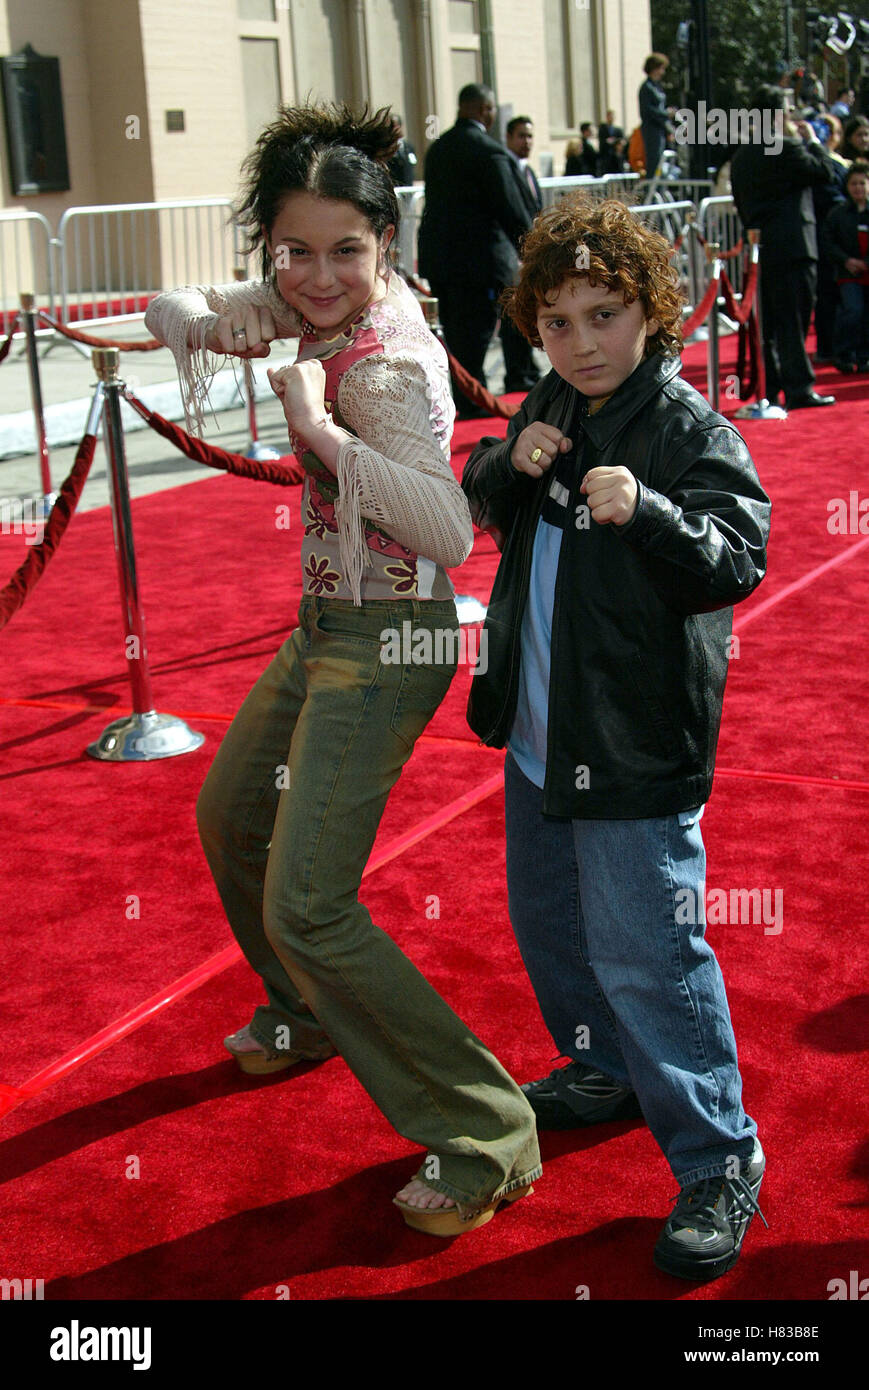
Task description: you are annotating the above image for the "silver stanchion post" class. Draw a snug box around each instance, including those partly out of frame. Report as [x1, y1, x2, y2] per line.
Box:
[87, 346, 205, 761]
[735, 230, 787, 421]
[242, 358, 282, 461]
[705, 242, 721, 413]
[233, 268, 281, 462]
[687, 215, 705, 327]
[684, 222, 709, 344]
[20, 292, 56, 514]
[419, 293, 487, 626]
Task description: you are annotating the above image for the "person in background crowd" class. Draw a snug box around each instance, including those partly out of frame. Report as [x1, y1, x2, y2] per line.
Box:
[386, 114, 417, 185]
[811, 113, 849, 364]
[418, 83, 532, 417]
[831, 88, 855, 120]
[597, 129, 629, 176]
[596, 108, 625, 175]
[822, 160, 869, 373]
[145, 101, 541, 1236]
[840, 115, 869, 164]
[565, 122, 598, 177]
[564, 137, 582, 175]
[797, 70, 826, 110]
[639, 53, 671, 179]
[731, 86, 840, 409]
[598, 108, 619, 148]
[506, 114, 541, 203]
[822, 111, 848, 160]
[502, 115, 544, 394]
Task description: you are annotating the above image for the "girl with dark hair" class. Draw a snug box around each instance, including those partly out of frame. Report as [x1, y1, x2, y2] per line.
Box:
[145, 102, 541, 1235]
[840, 114, 869, 164]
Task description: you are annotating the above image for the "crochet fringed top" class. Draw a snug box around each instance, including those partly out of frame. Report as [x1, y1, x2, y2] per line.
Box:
[144, 273, 473, 604]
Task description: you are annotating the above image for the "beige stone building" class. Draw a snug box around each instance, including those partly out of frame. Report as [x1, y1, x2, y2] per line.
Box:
[0, 0, 651, 306]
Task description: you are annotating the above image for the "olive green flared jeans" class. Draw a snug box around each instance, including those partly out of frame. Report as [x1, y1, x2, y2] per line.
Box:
[196, 595, 541, 1208]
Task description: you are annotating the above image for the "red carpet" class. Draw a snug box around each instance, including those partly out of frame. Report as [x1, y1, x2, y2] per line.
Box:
[1, 339, 868, 1307]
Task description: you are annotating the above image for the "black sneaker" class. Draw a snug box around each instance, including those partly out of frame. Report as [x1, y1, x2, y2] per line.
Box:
[521, 1059, 644, 1129]
[653, 1139, 768, 1282]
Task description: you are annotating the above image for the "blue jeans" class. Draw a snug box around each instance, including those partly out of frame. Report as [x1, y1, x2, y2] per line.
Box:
[504, 750, 757, 1187]
[833, 281, 869, 362]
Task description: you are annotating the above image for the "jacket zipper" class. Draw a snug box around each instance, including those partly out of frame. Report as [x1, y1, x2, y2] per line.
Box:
[543, 403, 589, 796]
[483, 389, 583, 743]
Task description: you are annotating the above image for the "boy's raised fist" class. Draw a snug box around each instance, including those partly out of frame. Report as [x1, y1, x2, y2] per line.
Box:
[511, 424, 573, 477]
[581, 465, 638, 525]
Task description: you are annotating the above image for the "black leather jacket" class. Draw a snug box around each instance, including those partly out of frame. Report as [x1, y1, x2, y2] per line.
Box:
[462, 354, 771, 818]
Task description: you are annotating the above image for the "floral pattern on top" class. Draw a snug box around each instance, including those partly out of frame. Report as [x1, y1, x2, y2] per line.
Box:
[304, 487, 339, 540]
[384, 559, 418, 595]
[144, 270, 470, 604]
[304, 552, 342, 595]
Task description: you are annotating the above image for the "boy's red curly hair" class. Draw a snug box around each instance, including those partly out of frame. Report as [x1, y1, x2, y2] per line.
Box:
[502, 197, 685, 356]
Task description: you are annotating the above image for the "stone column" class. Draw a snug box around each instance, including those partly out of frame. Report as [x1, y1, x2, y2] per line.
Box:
[349, 0, 372, 108]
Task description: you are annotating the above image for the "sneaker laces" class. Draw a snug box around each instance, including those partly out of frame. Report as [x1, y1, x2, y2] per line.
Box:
[523, 1055, 579, 1087]
[669, 1172, 769, 1233]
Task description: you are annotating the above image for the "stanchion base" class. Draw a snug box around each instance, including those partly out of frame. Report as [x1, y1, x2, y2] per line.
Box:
[245, 441, 283, 461]
[87, 710, 205, 762]
[734, 399, 788, 420]
[455, 593, 487, 625]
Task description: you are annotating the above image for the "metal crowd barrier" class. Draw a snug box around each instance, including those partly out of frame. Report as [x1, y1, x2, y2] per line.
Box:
[396, 173, 668, 273]
[0, 210, 55, 328]
[393, 186, 425, 277]
[643, 178, 714, 207]
[630, 202, 700, 314]
[540, 176, 713, 209]
[698, 196, 744, 294]
[56, 198, 244, 327]
[539, 172, 642, 208]
[631, 200, 695, 242]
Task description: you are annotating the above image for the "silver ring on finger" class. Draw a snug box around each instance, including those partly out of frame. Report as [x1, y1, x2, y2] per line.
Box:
[233, 328, 247, 342]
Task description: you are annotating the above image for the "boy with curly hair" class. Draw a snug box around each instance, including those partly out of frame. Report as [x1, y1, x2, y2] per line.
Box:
[462, 197, 772, 1281]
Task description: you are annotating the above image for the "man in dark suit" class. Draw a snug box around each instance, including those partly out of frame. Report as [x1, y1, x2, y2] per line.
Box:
[731, 85, 841, 408]
[418, 84, 533, 416]
[502, 115, 544, 393]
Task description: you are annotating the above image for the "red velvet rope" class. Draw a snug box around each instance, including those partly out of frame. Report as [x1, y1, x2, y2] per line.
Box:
[444, 348, 521, 419]
[736, 309, 761, 401]
[0, 433, 97, 631]
[402, 274, 522, 417]
[718, 259, 758, 326]
[405, 272, 433, 298]
[682, 269, 721, 338]
[37, 310, 165, 352]
[0, 317, 20, 364]
[693, 228, 744, 261]
[123, 392, 307, 484]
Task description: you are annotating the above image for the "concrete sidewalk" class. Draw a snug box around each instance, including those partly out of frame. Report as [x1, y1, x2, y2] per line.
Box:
[0, 315, 301, 512]
[0, 312, 541, 516]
